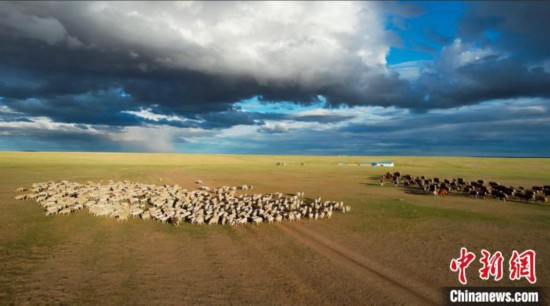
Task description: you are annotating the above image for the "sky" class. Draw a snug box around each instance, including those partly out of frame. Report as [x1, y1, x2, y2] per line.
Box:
[0, 1, 549, 156]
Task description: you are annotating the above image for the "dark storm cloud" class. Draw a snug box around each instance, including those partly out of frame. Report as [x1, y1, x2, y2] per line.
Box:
[203, 100, 550, 156]
[0, 27, 359, 130]
[191, 119, 550, 157]
[0, 32, 357, 128]
[0, 1, 549, 155]
[288, 113, 355, 123]
[1, 89, 144, 127]
[1, 0, 550, 129]
[0, 1, 414, 123]
[0, 1, 384, 116]
[0, 35, 251, 114]
[415, 56, 550, 109]
[459, 2, 550, 61]
[0, 127, 150, 152]
[341, 99, 549, 135]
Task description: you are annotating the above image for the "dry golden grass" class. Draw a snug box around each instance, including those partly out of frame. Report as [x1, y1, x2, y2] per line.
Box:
[1, 152, 549, 304]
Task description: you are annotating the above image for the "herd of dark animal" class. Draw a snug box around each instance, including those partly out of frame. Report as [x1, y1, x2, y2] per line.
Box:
[381, 172, 549, 203]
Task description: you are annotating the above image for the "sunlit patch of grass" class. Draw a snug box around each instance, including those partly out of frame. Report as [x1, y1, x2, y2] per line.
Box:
[0, 152, 549, 303]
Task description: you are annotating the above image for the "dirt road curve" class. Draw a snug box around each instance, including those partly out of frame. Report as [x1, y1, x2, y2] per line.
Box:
[278, 223, 441, 305]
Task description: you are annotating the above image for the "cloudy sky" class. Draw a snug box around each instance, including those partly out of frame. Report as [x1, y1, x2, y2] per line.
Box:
[0, 1, 549, 156]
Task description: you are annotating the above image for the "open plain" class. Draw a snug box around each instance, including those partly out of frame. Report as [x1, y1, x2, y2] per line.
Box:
[1, 152, 549, 305]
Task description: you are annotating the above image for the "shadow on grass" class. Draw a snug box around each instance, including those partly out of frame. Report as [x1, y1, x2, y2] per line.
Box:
[402, 188, 428, 196]
[396, 186, 550, 207]
[358, 182, 381, 187]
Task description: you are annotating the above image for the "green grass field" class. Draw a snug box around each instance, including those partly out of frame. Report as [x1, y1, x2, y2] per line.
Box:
[1, 152, 549, 304]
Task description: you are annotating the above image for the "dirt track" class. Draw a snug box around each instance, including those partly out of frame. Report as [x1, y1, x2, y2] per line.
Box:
[2, 153, 550, 304]
[2, 215, 446, 305]
[279, 223, 440, 305]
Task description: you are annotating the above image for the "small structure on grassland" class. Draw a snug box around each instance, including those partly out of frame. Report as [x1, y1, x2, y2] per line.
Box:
[360, 161, 394, 167]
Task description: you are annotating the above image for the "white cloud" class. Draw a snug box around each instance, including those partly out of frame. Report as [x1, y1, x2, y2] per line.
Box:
[258, 122, 289, 134]
[389, 60, 430, 81]
[7, 1, 389, 89]
[437, 39, 496, 73]
[293, 108, 337, 117]
[0, 105, 21, 115]
[0, 116, 100, 134]
[123, 108, 202, 124]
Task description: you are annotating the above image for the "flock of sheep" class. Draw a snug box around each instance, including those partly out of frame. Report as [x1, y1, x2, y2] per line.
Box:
[382, 172, 550, 203]
[14, 180, 350, 226]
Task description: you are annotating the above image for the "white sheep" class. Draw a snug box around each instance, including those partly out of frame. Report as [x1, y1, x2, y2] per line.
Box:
[17, 180, 349, 227]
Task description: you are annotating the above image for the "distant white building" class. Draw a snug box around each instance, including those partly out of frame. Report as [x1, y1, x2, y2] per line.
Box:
[364, 161, 394, 167]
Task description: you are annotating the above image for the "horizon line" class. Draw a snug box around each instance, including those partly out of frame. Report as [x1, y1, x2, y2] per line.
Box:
[0, 150, 549, 159]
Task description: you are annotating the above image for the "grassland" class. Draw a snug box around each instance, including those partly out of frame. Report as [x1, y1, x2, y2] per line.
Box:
[0, 152, 549, 304]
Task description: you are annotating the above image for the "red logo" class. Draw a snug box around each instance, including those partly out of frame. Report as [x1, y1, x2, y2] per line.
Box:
[450, 247, 476, 285]
[509, 250, 537, 284]
[479, 249, 504, 281]
[451, 248, 537, 285]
